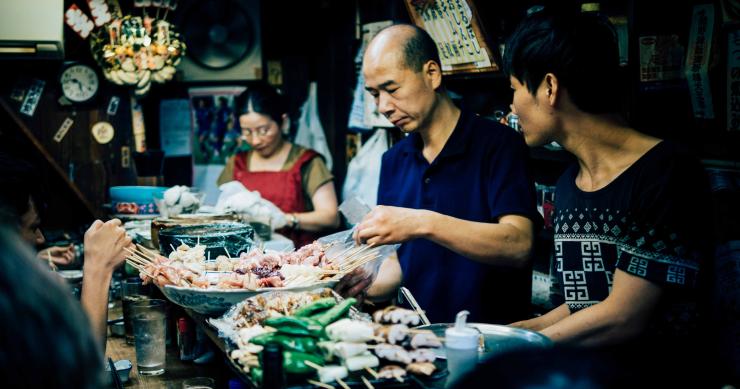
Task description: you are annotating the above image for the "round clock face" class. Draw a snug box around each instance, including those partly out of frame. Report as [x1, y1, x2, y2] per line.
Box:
[60, 64, 99, 103]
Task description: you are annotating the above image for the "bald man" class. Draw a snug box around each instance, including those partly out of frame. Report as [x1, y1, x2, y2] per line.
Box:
[349, 25, 540, 323]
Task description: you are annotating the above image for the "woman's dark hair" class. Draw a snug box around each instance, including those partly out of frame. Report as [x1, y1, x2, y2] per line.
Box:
[234, 83, 289, 124]
[503, 9, 620, 114]
[0, 226, 103, 388]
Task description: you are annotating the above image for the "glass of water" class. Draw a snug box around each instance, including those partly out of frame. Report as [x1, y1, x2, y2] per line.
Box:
[132, 299, 167, 376]
[122, 277, 150, 345]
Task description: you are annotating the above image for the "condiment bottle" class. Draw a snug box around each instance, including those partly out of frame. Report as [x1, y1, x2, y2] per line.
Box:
[444, 310, 479, 385]
[261, 342, 285, 389]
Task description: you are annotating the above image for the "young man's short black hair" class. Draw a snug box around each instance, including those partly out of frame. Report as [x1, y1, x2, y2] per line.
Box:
[400, 24, 442, 73]
[503, 9, 620, 114]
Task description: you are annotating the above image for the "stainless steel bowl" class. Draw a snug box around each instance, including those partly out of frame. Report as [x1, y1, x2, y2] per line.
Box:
[415, 323, 553, 362]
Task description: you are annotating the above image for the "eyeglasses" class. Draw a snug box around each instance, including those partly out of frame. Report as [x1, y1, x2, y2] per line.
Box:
[241, 124, 274, 138]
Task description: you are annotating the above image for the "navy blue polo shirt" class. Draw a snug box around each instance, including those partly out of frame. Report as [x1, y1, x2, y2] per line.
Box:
[377, 108, 538, 324]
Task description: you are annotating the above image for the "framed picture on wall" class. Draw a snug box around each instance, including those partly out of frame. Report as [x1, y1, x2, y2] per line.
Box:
[404, 0, 499, 75]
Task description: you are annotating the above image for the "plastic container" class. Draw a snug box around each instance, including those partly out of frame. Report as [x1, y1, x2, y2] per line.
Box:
[110, 186, 168, 215]
[445, 310, 480, 384]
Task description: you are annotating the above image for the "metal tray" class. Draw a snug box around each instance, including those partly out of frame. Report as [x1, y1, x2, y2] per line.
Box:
[415, 323, 552, 362]
[225, 354, 448, 389]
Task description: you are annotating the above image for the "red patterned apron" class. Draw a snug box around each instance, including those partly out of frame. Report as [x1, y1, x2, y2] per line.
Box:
[233, 148, 321, 248]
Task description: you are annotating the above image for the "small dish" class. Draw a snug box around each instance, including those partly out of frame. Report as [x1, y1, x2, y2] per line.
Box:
[105, 359, 132, 383]
[58, 270, 83, 283]
[110, 321, 125, 337]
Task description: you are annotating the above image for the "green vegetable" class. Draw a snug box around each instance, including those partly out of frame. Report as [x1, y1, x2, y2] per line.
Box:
[274, 335, 318, 353]
[250, 366, 263, 385]
[264, 316, 324, 337]
[294, 298, 337, 317]
[249, 332, 278, 346]
[282, 351, 324, 375]
[315, 298, 357, 326]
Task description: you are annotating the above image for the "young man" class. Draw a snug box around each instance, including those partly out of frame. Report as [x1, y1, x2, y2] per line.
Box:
[0, 153, 133, 351]
[345, 24, 539, 324]
[503, 10, 711, 354]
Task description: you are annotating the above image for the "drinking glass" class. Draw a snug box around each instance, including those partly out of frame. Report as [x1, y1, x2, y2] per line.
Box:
[132, 299, 167, 376]
[122, 278, 150, 345]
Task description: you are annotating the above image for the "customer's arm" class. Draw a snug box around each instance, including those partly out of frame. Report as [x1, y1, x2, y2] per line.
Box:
[80, 219, 133, 352]
[539, 270, 662, 346]
[355, 206, 533, 268]
[510, 303, 571, 331]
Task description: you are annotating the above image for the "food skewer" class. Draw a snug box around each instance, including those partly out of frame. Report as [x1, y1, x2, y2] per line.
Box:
[304, 360, 323, 370]
[306, 380, 334, 389]
[47, 250, 57, 272]
[361, 376, 374, 389]
[364, 367, 379, 379]
[335, 377, 351, 389]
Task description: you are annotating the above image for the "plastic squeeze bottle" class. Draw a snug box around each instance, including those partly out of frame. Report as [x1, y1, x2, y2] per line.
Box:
[444, 310, 480, 385]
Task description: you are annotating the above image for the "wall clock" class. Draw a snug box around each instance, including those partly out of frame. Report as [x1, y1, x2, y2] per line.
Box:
[60, 63, 99, 104]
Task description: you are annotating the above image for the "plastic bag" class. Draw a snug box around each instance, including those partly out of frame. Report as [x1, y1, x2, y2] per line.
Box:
[341, 129, 388, 206]
[318, 229, 399, 291]
[214, 181, 287, 230]
[294, 82, 333, 170]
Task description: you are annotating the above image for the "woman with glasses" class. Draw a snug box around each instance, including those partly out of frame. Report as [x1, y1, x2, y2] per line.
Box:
[218, 83, 339, 247]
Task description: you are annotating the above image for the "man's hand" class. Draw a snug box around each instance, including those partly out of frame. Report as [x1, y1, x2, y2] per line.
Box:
[83, 219, 133, 274]
[37, 244, 76, 266]
[335, 267, 373, 299]
[354, 206, 428, 246]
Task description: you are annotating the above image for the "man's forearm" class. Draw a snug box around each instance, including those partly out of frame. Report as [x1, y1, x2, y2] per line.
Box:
[366, 255, 402, 302]
[80, 264, 113, 353]
[421, 211, 533, 267]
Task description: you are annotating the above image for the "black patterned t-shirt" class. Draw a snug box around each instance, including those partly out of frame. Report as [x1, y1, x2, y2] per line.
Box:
[553, 141, 711, 339]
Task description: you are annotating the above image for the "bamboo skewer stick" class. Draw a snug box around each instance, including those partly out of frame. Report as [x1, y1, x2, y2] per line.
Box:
[364, 367, 379, 379]
[335, 377, 351, 389]
[125, 259, 154, 278]
[124, 248, 155, 265]
[307, 380, 334, 389]
[47, 250, 57, 272]
[361, 376, 374, 389]
[304, 360, 323, 370]
[125, 256, 149, 268]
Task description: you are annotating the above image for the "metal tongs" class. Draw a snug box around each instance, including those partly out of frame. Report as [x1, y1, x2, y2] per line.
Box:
[399, 286, 431, 326]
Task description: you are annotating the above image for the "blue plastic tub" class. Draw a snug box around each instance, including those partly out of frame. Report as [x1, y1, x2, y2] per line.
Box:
[109, 186, 168, 215]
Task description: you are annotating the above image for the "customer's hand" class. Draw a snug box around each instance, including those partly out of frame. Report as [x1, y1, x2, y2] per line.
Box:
[354, 206, 427, 246]
[37, 244, 76, 266]
[83, 219, 133, 274]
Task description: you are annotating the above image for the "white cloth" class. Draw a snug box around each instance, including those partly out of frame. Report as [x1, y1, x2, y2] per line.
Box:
[215, 181, 287, 230]
[341, 129, 388, 206]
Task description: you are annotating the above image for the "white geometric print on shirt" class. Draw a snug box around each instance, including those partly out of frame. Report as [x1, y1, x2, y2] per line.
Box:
[627, 256, 648, 277]
[666, 265, 686, 285]
[555, 241, 563, 272]
[562, 270, 589, 301]
[580, 241, 605, 272]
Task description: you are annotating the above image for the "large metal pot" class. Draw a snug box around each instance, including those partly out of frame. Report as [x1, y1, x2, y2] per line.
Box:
[415, 323, 553, 362]
[158, 222, 254, 259]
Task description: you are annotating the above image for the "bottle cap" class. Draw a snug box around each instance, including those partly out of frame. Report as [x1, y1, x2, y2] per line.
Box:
[581, 3, 601, 12]
[444, 310, 479, 349]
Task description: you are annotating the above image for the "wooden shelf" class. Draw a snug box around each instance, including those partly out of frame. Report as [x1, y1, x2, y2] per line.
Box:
[0, 96, 97, 219]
